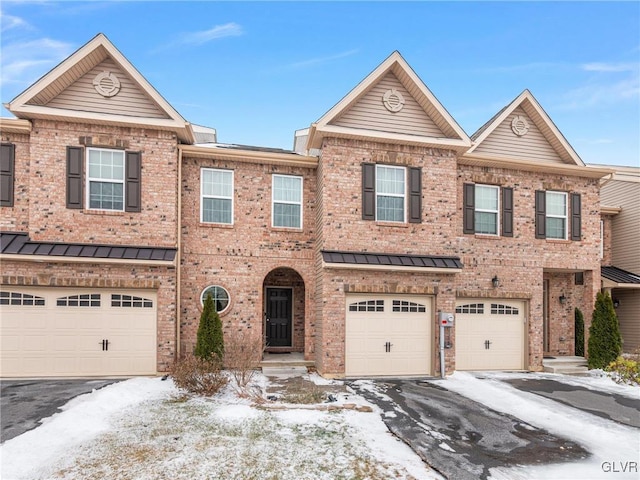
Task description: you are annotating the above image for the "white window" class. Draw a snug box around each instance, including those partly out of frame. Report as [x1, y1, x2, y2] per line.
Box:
[200, 285, 230, 313]
[376, 165, 405, 222]
[87, 148, 124, 211]
[272, 174, 303, 228]
[201, 168, 233, 224]
[474, 185, 499, 235]
[546, 191, 567, 240]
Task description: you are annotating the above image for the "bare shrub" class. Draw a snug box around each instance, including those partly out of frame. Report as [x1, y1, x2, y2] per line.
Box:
[170, 355, 228, 396]
[225, 329, 262, 393]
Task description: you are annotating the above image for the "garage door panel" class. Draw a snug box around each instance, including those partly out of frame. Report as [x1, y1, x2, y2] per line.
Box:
[346, 295, 432, 377]
[0, 287, 157, 377]
[455, 299, 525, 371]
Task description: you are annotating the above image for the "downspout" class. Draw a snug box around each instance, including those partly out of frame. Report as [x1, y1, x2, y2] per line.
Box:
[176, 146, 183, 360]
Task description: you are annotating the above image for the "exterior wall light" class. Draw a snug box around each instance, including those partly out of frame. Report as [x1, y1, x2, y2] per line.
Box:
[613, 298, 620, 308]
[559, 295, 567, 305]
[492, 275, 500, 288]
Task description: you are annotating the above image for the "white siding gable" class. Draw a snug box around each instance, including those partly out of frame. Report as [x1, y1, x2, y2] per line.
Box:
[472, 106, 565, 164]
[331, 72, 445, 138]
[42, 58, 169, 119]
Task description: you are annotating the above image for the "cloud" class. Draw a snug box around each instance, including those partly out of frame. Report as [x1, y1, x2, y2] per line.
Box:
[472, 62, 567, 74]
[178, 23, 244, 46]
[285, 49, 359, 69]
[0, 11, 29, 32]
[0, 38, 74, 87]
[581, 62, 638, 73]
[557, 76, 640, 110]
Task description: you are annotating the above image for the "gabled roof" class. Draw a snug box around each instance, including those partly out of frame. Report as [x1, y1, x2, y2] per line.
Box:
[6, 33, 194, 143]
[465, 90, 583, 166]
[307, 51, 471, 151]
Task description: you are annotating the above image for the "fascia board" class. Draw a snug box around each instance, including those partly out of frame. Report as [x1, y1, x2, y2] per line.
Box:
[459, 153, 613, 178]
[322, 261, 462, 274]
[0, 118, 32, 134]
[313, 124, 471, 150]
[180, 145, 318, 168]
[0, 253, 175, 267]
[10, 104, 190, 139]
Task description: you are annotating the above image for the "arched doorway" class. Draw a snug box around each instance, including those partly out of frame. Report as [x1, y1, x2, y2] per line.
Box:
[263, 267, 305, 352]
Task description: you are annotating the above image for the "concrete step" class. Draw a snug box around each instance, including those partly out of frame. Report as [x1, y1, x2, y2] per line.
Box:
[542, 356, 589, 375]
[261, 366, 309, 377]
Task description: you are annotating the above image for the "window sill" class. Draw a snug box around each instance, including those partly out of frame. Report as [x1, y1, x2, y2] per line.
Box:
[82, 209, 125, 216]
[270, 226, 304, 233]
[544, 238, 572, 244]
[199, 222, 234, 229]
[474, 234, 501, 240]
[375, 221, 409, 228]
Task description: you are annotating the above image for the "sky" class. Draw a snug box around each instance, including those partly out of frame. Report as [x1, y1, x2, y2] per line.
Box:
[1, 1, 639, 167]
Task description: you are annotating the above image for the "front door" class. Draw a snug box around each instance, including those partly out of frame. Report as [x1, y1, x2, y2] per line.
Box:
[265, 288, 293, 347]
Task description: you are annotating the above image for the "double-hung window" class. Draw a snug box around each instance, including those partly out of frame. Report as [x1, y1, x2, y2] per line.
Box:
[87, 148, 125, 211]
[474, 185, 500, 235]
[201, 168, 233, 224]
[272, 174, 303, 228]
[545, 191, 567, 240]
[376, 165, 405, 222]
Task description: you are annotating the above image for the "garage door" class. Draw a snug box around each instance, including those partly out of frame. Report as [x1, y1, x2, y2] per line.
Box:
[455, 300, 525, 371]
[345, 294, 432, 377]
[0, 287, 157, 377]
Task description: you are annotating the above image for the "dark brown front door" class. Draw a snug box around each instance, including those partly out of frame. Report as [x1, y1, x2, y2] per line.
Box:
[265, 288, 292, 347]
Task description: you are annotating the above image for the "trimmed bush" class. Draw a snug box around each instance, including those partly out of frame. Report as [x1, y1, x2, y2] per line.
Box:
[170, 355, 228, 396]
[574, 307, 585, 357]
[194, 292, 224, 363]
[587, 292, 622, 369]
[225, 329, 261, 393]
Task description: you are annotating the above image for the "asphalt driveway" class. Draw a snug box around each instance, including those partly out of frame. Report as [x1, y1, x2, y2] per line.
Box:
[1, 379, 117, 443]
[349, 378, 590, 480]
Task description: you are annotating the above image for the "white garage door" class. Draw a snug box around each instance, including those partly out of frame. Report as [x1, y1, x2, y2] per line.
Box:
[345, 294, 432, 377]
[1, 287, 157, 378]
[455, 299, 525, 371]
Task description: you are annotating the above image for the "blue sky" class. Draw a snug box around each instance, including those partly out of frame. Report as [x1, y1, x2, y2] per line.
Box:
[1, 1, 639, 167]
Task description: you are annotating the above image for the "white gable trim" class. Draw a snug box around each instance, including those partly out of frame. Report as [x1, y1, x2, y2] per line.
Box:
[308, 51, 471, 150]
[7, 33, 194, 143]
[466, 90, 583, 166]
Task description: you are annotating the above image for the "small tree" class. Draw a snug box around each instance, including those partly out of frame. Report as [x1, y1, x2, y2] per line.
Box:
[194, 293, 224, 364]
[587, 292, 622, 369]
[574, 307, 585, 357]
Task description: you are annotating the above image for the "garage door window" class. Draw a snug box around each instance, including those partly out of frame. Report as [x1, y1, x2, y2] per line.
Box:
[491, 304, 519, 315]
[56, 294, 101, 307]
[392, 300, 426, 313]
[455, 303, 484, 314]
[348, 299, 384, 312]
[111, 294, 153, 308]
[0, 291, 45, 306]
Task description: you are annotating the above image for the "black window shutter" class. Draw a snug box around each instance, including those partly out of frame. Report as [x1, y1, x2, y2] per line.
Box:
[66, 146, 84, 209]
[0, 143, 15, 207]
[408, 167, 422, 223]
[362, 163, 375, 220]
[125, 151, 141, 212]
[570, 193, 581, 241]
[502, 187, 513, 237]
[535, 190, 546, 239]
[463, 183, 475, 234]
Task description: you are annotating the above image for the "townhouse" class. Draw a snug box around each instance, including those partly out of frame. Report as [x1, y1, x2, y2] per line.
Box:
[0, 34, 613, 378]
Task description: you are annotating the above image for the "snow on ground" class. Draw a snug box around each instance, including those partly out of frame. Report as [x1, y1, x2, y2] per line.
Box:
[0, 374, 442, 480]
[433, 371, 640, 480]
